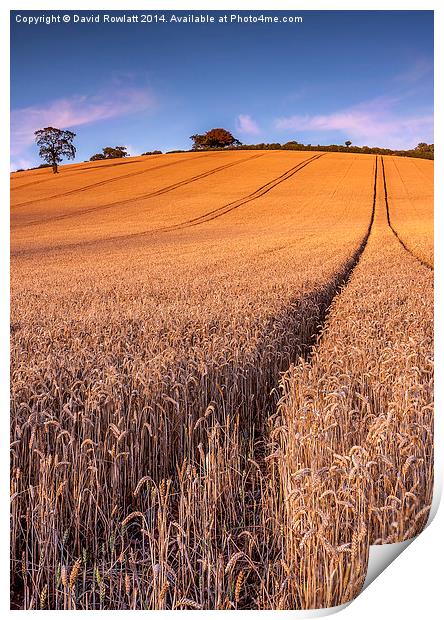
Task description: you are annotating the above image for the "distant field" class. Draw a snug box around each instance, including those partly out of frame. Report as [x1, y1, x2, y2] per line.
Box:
[10, 151, 433, 610]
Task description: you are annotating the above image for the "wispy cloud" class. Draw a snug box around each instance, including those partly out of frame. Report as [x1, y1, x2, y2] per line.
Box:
[10, 157, 33, 172]
[11, 88, 155, 157]
[274, 96, 433, 149]
[394, 58, 433, 84]
[236, 114, 260, 135]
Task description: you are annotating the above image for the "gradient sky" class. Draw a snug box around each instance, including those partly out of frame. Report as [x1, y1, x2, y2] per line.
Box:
[10, 10, 433, 169]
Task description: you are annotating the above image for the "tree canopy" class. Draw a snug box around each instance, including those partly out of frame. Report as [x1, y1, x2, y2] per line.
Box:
[415, 142, 434, 153]
[34, 127, 76, 173]
[190, 128, 242, 150]
[90, 146, 129, 161]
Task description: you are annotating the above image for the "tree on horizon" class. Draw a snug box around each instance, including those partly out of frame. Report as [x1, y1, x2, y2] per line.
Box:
[190, 128, 242, 150]
[90, 146, 129, 161]
[34, 127, 76, 174]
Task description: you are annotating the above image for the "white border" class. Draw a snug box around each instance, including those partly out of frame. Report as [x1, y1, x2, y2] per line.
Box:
[2, 1, 441, 618]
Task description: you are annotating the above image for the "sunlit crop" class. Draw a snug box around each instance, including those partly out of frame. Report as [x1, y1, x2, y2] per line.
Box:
[10, 152, 433, 609]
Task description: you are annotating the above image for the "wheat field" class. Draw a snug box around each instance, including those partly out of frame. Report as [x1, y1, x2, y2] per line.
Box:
[10, 151, 433, 610]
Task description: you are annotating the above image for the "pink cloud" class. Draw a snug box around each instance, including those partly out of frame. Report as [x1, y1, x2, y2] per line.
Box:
[11, 88, 155, 157]
[274, 97, 433, 149]
[236, 114, 260, 135]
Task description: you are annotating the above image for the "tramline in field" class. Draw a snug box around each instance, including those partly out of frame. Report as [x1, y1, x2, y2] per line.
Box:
[10, 150, 433, 610]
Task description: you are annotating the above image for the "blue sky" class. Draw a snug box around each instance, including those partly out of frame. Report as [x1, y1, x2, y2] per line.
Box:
[11, 10, 433, 169]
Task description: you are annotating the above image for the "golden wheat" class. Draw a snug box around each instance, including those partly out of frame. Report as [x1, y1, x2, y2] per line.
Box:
[10, 151, 433, 609]
[274, 156, 433, 607]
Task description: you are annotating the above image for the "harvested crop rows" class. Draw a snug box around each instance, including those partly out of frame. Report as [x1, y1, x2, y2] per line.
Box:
[10, 151, 433, 610]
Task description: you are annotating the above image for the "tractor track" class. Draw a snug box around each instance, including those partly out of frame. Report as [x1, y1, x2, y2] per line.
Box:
[11, 157, 149, 190]
[12, 152, 221, 208]
[77, 152, 326, 246]
[156, 153, 326, 233]
[231, 156, 378, 586]
[12, 152, 326, 257]
[381, 156, 433, 270]
[14, 153, 267, 228]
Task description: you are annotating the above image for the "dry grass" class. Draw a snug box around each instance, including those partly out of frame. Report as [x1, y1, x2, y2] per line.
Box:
[10, 152, 433, 609]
